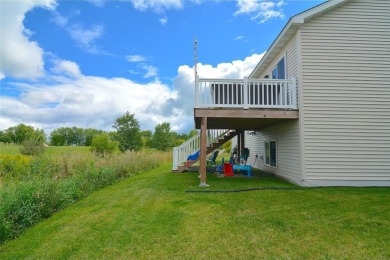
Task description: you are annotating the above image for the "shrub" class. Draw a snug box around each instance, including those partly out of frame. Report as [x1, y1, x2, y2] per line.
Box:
[90, 134, 119, 156]
[0, 154, 31, 178]
[20, 140, 44, 156]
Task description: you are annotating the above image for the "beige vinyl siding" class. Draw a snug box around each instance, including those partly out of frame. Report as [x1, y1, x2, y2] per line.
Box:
[246, 31, 302, 184]
[300, 0, 390, 184]
[258, 34, 298, 80]
[245, 120, 301, 184]
[243, 132, 261, 167]
[285, 35, 298, 80]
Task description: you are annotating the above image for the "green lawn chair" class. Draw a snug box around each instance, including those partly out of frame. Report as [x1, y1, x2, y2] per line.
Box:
[206, 150, 219, 165]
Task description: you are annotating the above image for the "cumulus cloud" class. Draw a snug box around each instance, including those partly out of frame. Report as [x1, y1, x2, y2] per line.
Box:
[52, 60, 82, 78]
[197, 53, 264, 79]
[0, 53, 263, 133]
[235, 0, 285, 23]
[0, 0, 57, 80]
[1, 73, 176, 132]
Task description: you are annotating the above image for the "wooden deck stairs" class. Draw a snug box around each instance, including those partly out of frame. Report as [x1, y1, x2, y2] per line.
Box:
[172, 129, 237, 173]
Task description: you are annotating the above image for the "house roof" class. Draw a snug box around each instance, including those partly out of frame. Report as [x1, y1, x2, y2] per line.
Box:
[249, 0, 352, 79]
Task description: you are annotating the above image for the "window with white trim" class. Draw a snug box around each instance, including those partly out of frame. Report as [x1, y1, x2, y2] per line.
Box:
[264, 140, 277, 167]
[271, 57, 285, 79]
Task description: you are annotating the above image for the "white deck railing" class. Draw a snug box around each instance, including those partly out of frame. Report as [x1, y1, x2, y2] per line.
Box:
[172, 129, 231, 170]
[195, 76, 297, 109]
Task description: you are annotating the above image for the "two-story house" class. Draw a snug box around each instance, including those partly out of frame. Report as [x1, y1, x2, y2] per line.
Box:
[173, 0, 390, 187]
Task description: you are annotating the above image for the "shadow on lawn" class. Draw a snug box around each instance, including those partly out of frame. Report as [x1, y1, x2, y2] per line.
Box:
[182, 165, 298, 192]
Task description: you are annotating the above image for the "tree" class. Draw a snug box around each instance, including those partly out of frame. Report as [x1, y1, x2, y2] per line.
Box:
[84, 128, 104, 146]
[5, 124, 35, 144]
[141, 130, 152, 148]
[113, 112, 142, 152]
[90, 133, 119, 156]
[33, 129, 46, 144]
[68, 127, 84, 146]
[152, 122, 175, 151]
[189, 129, 198, 137]
[0, 131, 12, 144]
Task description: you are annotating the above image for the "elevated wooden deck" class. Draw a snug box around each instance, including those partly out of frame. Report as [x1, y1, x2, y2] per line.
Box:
[194, 108, 299, 130]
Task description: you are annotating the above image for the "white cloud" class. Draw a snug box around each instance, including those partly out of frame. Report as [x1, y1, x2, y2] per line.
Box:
[159, 16, 168, 25]
[52, 60, 82, 78]
[235, 0, 285, 23]
[0, 53, 263, 134]
[50, 10, 107, 55]
[127, 0, 182, 12]
[142, 65, 159, 78]
[0, 0, 57, 80]
[196, 52, 264, 79]
[51, 10, 68, 27]
[126, 55, 148, 62]
[234, 35, 244, 41]
[68, 24, 105, 54]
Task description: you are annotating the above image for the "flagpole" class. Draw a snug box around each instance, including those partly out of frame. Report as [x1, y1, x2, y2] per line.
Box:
[194, 37, 198, 78]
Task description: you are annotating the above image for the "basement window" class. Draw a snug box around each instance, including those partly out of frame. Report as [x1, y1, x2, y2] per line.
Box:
[265, 141, 277, 167]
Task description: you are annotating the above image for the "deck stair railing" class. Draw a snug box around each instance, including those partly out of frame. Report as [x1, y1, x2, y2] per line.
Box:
[195, 76, 297, 109]
[172, 129, 234, 171]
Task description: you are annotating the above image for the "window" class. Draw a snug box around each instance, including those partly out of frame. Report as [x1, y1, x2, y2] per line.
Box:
[264, 141, 277, 167]
[271, 57, 285, 79]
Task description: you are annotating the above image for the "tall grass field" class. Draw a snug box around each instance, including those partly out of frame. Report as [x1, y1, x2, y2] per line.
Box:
[0, 144, 170, 244]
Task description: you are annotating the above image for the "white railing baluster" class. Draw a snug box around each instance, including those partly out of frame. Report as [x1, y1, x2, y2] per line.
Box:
[243, 77, 249, 109]
[195, 78, 297, 109]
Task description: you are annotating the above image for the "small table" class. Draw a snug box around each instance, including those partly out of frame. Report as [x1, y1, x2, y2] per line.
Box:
[233, 164, 252, 177]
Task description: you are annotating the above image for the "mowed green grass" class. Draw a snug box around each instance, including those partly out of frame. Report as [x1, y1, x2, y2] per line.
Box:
[1, 164, 389, 259]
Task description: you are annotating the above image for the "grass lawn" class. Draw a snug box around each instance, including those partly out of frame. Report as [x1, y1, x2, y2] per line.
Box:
[0, 164, 389, 259]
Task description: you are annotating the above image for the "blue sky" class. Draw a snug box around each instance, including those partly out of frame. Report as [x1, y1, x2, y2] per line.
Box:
[0, 0, 325, 134]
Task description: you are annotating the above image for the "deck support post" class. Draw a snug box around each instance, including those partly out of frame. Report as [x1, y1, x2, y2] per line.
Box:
[238, 131, 245, 163]
[199, 117, 209, 187]
[237, 132, 241, 160]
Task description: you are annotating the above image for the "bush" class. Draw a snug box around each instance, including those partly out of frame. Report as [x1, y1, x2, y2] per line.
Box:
[20, 140, 44, 156]
[0, 154, 31, 178]
[90, 134, 119, 156]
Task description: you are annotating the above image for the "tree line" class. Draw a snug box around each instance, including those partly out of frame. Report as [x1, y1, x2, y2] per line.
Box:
[0, 112, 197, 152]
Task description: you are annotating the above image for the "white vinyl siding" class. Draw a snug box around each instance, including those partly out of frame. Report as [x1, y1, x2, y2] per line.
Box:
[300, 0, 390, 184]
[244, 120, 301, 184]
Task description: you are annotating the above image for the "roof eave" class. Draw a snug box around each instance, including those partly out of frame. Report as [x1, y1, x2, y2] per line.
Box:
[248, 0, 351, 79]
